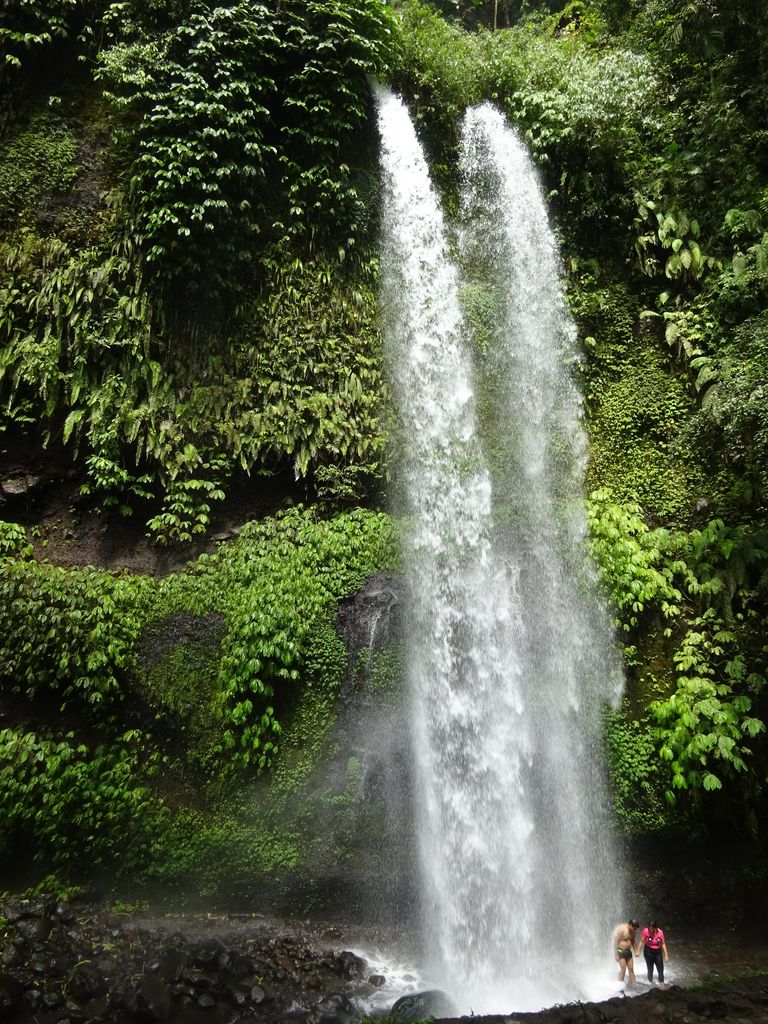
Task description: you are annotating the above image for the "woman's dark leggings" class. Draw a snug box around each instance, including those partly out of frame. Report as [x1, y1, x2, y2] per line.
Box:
[644, 946, 664, 982]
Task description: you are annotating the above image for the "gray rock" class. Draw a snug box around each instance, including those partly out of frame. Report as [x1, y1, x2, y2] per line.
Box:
[158, 948, 187, 982]
[127, 974, 172, 1022]
[55, 901, 75, 922]
[0, 970, 22, 1011]
[390, 989, 457, 1022]
[1, 943, 25, 968]
[250, 983, 267, 1004]
[68, 964, 107, 1003]
[218, 948, 252, 980]
[312, 991, 357, 1023]
[191, 937, 225, 970]
[23, 986, 42, 1010]
[1, 472, 41, 496]
[228, 983, 252, 1007]
[337, 950, 366, 979]
[15, 916, 52, 942]
[40, 988, 63, 1010]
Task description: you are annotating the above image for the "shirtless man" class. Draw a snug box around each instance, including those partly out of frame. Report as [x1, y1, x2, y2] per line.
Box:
[613, 919, 640, 985]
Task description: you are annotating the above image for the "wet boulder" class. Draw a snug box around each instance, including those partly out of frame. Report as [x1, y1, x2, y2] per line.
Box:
[15, 916, 52, 942]
[126, 974, 172, 1022]
[390, 989, 457, 1022]
[337, 951, 366, 979]
[39, 988, 63, 1011]
[55, 901, 75, 923]
[191, 938, 225, 971]
[158, 947, 187, 983]
[250, 983, 268, 1004]
[69, 963, 107, 1003]
[218, 948, 252, 980]
[311, 992, 357, 1023]
[0, 973, 23, 1015]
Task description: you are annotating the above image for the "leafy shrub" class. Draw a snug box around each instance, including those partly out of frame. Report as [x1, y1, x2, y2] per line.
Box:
[0, 0, 79, 76]
[145, 803, 301, 896]
[588, 489, 683, 636]
[0, 231, 151, 447]
[98, 0, 397, 287]
[585, 345, 705, 519]
[0, 520, 32, 558]
[651, 611, 765, 803]
[0, 728, 164, 874]
[696, 310, 768, 507]
[188, 506, 398, 768]
[0, 559, 152, 706]
[604, 707, 670, 835]
[236, 253, 388, 496]
[590, 490, 767, 813]
[97, 3, 280, 286]
[0, 112, 80, 228]
[395, 1, 662, 230]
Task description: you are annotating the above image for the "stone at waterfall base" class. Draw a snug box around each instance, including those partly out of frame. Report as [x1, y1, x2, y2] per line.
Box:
[391, 989, 457, 1021]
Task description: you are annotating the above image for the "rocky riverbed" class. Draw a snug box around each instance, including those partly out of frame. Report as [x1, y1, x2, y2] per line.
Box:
[0, 895, 395, 1024]
[440, 977, 768, 1024]
[2, 895, 767, 1024]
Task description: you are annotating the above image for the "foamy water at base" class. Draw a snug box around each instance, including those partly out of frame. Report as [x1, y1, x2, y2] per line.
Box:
[350, 945, 651, 1016]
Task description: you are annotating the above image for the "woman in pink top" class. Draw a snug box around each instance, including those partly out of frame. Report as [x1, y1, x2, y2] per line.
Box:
[641, 920, 669, 986]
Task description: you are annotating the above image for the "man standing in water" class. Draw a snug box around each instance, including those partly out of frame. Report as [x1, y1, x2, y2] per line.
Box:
[613, 919, 640, 985]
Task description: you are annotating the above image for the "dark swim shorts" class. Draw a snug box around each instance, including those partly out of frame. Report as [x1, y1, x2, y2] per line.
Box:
[617, 948, 633, 961]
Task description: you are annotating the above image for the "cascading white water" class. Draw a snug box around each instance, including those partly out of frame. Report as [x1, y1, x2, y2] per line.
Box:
[377, 88, 624, 1014]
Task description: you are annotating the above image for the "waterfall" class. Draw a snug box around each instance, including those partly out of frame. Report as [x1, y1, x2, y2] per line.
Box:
[377, 88, 624, 1014]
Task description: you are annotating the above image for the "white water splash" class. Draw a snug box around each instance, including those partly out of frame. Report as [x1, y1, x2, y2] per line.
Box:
[377, 89, 624, 1014]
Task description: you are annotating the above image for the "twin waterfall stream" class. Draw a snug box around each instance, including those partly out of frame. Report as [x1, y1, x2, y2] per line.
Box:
[376, 89, 625, 1013]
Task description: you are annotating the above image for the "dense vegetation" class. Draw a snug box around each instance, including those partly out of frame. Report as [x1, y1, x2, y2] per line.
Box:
[0, 0, 766, 895]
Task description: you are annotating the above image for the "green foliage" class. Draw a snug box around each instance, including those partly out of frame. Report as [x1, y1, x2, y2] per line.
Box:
[584, 342, 705, 519]
[274, 0, 399, 253]
[143, 506, 395, 772]
[0, 559, 153, 706]
[395, 2, 662, 229]
[145, 451, 227, 543]
[365, 642, 405, 697]
[588, 489, 683, 635]
[0, 727, 164, 873]
[139, 618, 225, 756]
[0, 0, 79, 76]
[0, 93, 388, 531]
[0, 113, 80, 228]
[694, 310, 768, 508]
[634, 198, 717, 288]
[591, 490, 767, 820]
[240, 253, 388, 497]
[97, 0, 397, 287]
[0, 231, 151, 444]
[145, 803, 301, 896]
[604, 707, 669, 835]
[190, 506, 396, 768]
[0, 506, 395, 884]
[271, 615, 349, 798]
[0, 520, 32, 559]
[0, 230, 387, 528]
[96, 3, 280, 286]
[651, 610, 765, 804]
